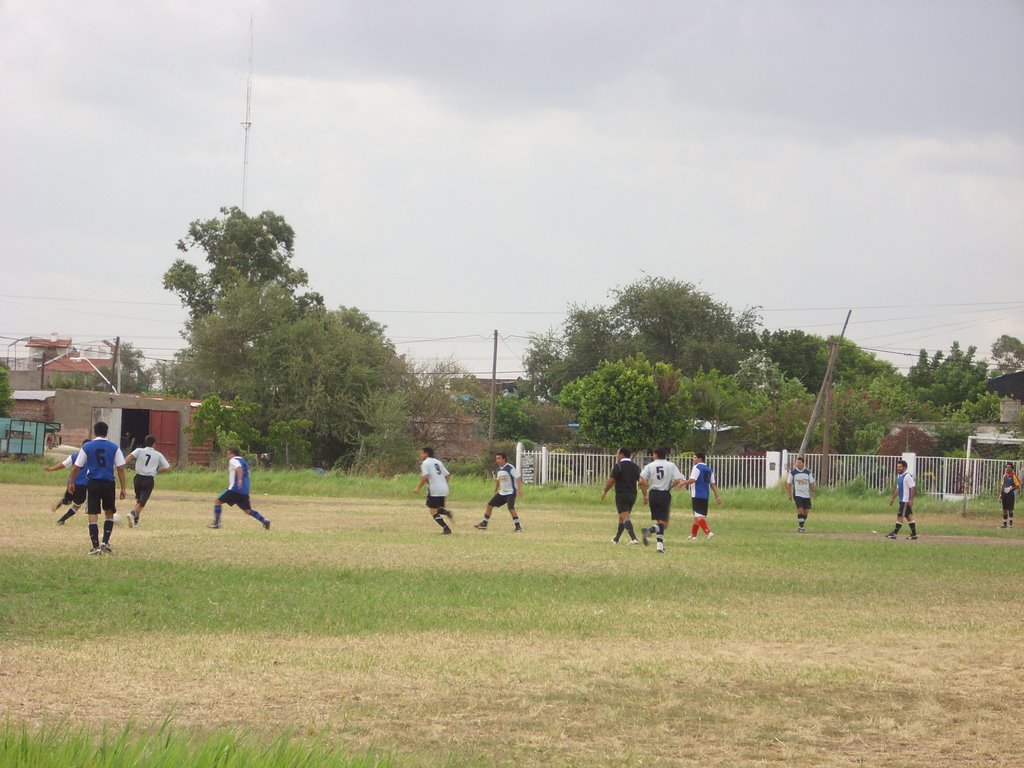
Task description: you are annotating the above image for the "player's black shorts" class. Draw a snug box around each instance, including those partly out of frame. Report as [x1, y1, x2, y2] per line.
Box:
[134, 475, 156, 506]
[1001, 491, 1015, 511]
[691, 497, 710, 517]
[615, 490, 637, 514]
[218, 489, 252, 509]
[793, 496, 812, 510]
[488, 493, 516, 510]
[898, 502, 913, 517]
[648, 489, 671, 520]
[426, 494, 446, 509]
[86, 479, 117, 515]
[61, 484, 88, 506]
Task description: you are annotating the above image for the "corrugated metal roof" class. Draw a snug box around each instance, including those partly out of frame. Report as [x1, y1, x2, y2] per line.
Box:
[13, 390, 57, 400]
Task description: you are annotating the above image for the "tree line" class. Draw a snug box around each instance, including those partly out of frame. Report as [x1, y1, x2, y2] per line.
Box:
[20, 206, 1012, 469]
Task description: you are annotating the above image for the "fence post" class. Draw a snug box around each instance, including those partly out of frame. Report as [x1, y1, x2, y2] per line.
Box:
[541, 445, 549, 486]
[765, 451, 782, 488]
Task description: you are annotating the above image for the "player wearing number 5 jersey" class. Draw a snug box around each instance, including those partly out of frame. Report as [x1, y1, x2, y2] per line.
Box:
[413, 447, 453, 534]
[638, 447, 686, 553]
[126, 435, 171, 527]
[69, 421, 127, 556]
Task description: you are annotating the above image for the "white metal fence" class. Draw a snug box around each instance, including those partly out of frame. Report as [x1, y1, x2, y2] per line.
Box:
[516, 445, 1013, 500]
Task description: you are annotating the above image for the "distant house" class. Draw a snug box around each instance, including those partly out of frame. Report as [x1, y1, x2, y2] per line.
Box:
[6, 335, 115, 390]
[986, 371, 1024, 423]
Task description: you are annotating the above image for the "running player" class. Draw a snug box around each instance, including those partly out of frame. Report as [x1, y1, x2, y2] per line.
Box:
[125, 435, 171, 527]
[601, 447, 643, 544]
[638, 447, 685, 553]
[208, 447, 270, 530]
[475, 452, 523, 532]
[413, 447, 453, 534]
[998, 462, 1019, 529]
[43, 450, 87, 525]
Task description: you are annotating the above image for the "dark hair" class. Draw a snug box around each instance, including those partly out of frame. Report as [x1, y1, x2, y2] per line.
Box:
[226, 446, 240, 457]
[618, 447, 632, 458]
[496, 452, 507, 461]
[695, 452, 707, 462]
[1007, 463, 1016, 471]
[145, 435, 157, 447]
[896, 459, 907, 470]
[422, 447, 434, 457]
[795, 455, 805, 462]
[93, 421, 108, 437]
[652, 446, 667, 459]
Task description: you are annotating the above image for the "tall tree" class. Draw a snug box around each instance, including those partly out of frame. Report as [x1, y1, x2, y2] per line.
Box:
[0, 365, 12, 416]
[907, 342, 989, 413]
[526, 278, 759, 399]
[991, 334, 1024, 376]
[164, 206, 323, 323]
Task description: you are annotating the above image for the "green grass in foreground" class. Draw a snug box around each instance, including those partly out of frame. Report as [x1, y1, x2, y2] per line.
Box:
[0, 720, 395, 768]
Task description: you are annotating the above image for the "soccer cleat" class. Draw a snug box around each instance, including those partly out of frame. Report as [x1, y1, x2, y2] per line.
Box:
[656, 543, 665, 553]
[127, 512, 135, 528]
[208, 522, 221, 529]
[99, 542, 112, 554]
[641, 527, 650, 546]
[998, 523, 1009, 529]
[88, 546, 102, 556]
[611, 537, 619, 544]
[474, 521, 488, 530]
[885, 533, 897, 539]
[56, 519, 65, 526]
[688, 535, 697, 541]
[513, 527, 523, 533]
[797, 527, 806, 534]
[441, 528, 452, 535]
[262, 520, 271, 531]
[706, 532, 715, 541]
[626, 538, 641, 545]
[907, 535, 918, 540]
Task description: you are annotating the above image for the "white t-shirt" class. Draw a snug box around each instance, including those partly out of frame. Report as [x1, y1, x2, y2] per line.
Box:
[787, 467, 815, 498]
[640, 459, 684, 492]
[420, 457, 450, 497]
[495, 463, 520, 496]
[131, 446, 171, 477]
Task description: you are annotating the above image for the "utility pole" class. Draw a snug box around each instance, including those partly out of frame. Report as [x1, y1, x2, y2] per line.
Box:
[488, 330, 498, 443]
[797, 310, 851, 458]
[241, 15, 254, 212]
[820, 360, 834, 486]
[112, 336, 121, 394]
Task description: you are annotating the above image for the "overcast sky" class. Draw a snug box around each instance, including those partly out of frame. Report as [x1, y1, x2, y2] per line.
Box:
[3, 0, 1022, 381]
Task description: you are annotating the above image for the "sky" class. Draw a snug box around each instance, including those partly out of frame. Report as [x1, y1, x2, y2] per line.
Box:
[2, 0, 1022, 382]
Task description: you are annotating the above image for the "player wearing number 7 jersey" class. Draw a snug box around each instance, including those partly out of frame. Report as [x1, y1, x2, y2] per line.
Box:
[638, 447, 686, 553]
[413, 447, 453, 534]
[126, 435, 171, 527]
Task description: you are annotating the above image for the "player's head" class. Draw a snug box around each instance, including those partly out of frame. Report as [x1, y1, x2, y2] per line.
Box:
[422, 446, 434, 458]
[495, 452, 507, 464]
[144, 435, 157, 448]
[226, 446, 240, 458]
[93, 421, 108, 437]
[1006, 462, 1016, 473]
[795, 455, 805, 467]
[896, 459, 908, 471]
[652, 446, 667, 460]
[693, 452, 706, 463]
[617, 447, 632, 459]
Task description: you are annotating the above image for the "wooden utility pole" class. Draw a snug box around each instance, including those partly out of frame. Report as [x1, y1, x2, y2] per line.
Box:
[797, 310, 851, 458]
[487, 330, 498, 443]
[820, 360, 834, 486]
[112, 336, 121, 394]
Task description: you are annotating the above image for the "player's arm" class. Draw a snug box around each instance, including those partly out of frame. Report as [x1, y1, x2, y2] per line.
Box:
[889, 486, 898, 505]
[711, 482, 722, 504]
[515, 475, 523, 496]
[907, 484, 915, 506]
[601, 476, 615, 498]
[43, 461, 65, 472]
[117, 465, 127, 499]
[413, 474, 428, 493]
[69, 452, 87, 490]
[786, 475, 793, 500]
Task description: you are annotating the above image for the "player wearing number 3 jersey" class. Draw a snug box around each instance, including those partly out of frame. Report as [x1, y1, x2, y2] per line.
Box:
[414, 447, 453, 534]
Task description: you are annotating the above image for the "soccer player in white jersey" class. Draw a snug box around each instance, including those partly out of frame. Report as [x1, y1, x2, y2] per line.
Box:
[886, 459, 918, 539]
[638, 447, 686, 553]
[786, 455, 816, 533]
[413, 447, 453, 535]
[125, 434, 171, 527]
[475, 452, 523, 532]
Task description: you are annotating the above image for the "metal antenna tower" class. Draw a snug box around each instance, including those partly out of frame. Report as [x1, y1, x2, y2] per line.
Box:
[241, 15, 254, 212]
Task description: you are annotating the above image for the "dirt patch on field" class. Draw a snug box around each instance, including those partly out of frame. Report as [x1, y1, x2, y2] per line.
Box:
[822, 532, 1024, 546]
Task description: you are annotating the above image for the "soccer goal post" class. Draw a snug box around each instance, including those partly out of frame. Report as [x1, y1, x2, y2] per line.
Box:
[961, 434, 1024, 517]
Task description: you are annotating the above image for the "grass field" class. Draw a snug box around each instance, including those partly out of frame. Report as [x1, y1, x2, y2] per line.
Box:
[2, 466, 1022, 767]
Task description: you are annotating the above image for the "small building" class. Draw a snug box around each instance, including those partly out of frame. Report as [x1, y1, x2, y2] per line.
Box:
[986, 371, 1024, 423]
[11, 389, 201, 467]
[0, 418, 61, 457]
